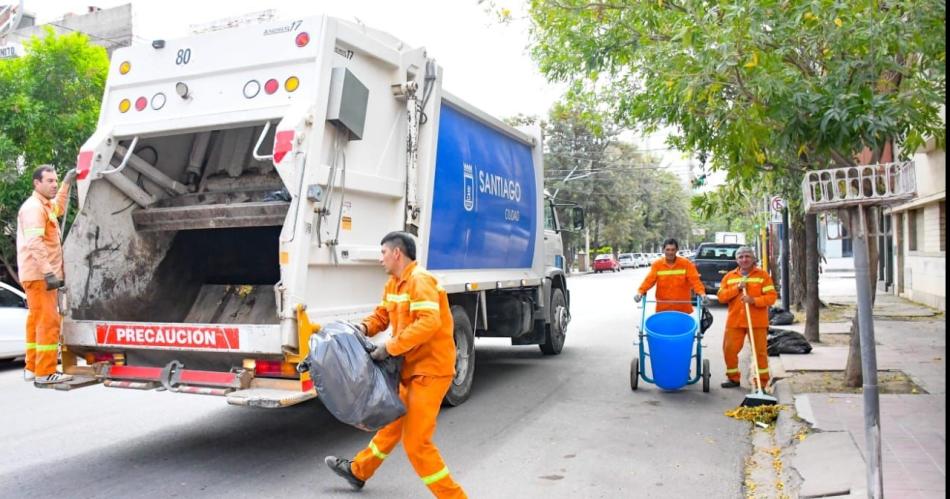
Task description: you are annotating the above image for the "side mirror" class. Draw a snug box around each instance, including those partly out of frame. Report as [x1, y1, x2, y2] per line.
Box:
[572, 206, 585, 231]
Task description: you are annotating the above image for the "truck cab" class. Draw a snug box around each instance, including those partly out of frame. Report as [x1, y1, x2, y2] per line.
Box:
[693, 243, 743, 295]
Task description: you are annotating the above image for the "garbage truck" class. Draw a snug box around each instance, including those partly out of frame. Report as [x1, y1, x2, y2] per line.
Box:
[55, 15, 582, 408]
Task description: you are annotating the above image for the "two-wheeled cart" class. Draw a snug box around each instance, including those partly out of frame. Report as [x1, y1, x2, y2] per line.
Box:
[631, 296, 711, 392]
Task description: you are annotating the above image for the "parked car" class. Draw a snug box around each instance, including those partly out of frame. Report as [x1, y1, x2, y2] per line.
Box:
[0, 281, 28, 361]
[593, 254, 621, 273]
[693, 243, 743, 294]
[632, 253, 650, 267]
[617, 253, 636, 269]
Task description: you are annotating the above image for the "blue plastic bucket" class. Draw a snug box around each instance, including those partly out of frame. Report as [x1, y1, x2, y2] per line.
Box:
[645, 311, 698, 390]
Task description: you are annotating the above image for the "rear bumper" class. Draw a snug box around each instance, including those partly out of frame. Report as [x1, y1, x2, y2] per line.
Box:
[62, 319, 284, 354]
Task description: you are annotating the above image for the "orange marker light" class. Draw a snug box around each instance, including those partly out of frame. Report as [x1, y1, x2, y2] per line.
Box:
[119, 61, 131, 74]
[119, 99, 131, 113]
[285, 76, 299, 92]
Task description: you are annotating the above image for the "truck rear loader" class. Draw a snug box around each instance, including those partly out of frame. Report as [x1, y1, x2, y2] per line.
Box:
[55, 15, 581, 408]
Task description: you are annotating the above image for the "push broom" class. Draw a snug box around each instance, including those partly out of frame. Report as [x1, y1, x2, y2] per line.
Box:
[740, 288, 778, 407]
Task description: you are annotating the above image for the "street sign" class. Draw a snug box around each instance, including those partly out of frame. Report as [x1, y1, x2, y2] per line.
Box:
[770, 196, 785, 211]
[770, 196, 785, 223]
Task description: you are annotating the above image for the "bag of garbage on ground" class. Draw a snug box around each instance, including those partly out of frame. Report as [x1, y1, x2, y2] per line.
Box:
[296, 321, 405, 432]
[768, 306, 796, 326]
[767, 328, 813, 355]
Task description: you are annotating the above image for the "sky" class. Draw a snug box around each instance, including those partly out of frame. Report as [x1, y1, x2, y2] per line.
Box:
[20, 0, 709, 185]
[25, 0, 562, 120]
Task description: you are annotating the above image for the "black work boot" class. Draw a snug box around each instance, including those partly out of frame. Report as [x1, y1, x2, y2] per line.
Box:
[721, 380, 740, 388]
[325, 456, 365, 490]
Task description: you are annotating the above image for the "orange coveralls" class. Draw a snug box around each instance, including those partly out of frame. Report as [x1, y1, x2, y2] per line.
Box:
[717, 267, 777, 385]
[16, 187, 70, 377]
[352, 261, 466, 499]
[637, 256, 705, 313]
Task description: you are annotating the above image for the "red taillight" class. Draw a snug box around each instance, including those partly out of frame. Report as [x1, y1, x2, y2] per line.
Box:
[264, 79, 279, 95]
[135, 97, 147, 111]
[254, 360, 296, 377]
[273, 130, 294, 164]
[76, 150, 93, 180]
[295, 32, 310, 47]
[83, 352, 125, 365]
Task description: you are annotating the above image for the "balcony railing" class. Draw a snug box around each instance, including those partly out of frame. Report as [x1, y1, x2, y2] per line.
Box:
[802, 161, 916, 214]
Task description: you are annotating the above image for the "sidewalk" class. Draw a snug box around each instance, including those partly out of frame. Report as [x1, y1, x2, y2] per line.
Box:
[772, 257, 946, 498]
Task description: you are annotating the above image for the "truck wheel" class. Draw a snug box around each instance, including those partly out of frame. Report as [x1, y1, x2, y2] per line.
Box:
[443, 306, 475, 407]
[540, 288, 567, 355]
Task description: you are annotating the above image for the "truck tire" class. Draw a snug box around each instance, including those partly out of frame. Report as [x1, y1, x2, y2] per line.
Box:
[443, 305, 475, 407]
[540, 288, 567, 355]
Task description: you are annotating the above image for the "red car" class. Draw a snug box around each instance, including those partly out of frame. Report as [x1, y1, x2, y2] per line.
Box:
[593, 254, 621, 273]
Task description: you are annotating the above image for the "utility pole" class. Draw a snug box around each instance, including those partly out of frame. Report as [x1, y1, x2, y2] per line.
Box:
[802, 161, 916, 499]
[781, 205, 791, 311]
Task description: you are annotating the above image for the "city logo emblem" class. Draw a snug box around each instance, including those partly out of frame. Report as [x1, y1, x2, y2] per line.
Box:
[463, 163, 475, 212]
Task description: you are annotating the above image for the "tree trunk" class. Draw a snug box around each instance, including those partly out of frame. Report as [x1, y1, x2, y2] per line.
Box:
[804, 214, 820, 342]
[791, 212, 807, 311]
[844, 209, 879, 387]
[0, 252, 19, 288]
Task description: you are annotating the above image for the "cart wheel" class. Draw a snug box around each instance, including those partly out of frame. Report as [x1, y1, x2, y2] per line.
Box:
[630, 357, 640, 391]
[702, 358, 711, 393]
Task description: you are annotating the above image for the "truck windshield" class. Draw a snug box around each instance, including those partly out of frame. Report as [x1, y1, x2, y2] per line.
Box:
[698, 246, 739, 260]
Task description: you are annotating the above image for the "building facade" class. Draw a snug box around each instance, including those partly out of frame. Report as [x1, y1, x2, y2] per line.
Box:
[888, 135, 946, 310]
[2, 4, 131, 57]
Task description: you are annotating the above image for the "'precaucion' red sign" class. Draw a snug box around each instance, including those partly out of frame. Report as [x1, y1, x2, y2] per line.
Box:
[96, 324, 240, 350]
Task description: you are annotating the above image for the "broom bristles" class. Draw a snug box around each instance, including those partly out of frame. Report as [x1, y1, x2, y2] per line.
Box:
[740, 392, 778, 407]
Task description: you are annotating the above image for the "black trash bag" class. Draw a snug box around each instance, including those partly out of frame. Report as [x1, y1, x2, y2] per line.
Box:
[769, 307, 795, 325]
[297, 321, 405, 432]
[766, 328, 813, 356]
[263, 188, 291, 202]
[700, 306, 714, 335]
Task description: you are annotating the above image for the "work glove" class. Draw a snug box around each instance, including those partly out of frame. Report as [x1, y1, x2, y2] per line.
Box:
[62, 168, 77, 185]
[370, 344, 391, 362]
[44, 273, 64, 290]
[633, 294, 642, 303]
[700, 295, 710, 306]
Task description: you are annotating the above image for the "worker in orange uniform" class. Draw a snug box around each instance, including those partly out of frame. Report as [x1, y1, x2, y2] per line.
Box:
[16, 165, 76, 385]
[634, 238, 707, 313]
[716, 246, 777, 388]
[325, 231, 466, 499]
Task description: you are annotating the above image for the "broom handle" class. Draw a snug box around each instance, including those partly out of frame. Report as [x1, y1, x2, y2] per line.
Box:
[742, 287, 766, 394]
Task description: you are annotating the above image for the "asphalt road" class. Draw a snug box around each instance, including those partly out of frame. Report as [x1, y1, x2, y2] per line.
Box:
[0, 266, 750, 498]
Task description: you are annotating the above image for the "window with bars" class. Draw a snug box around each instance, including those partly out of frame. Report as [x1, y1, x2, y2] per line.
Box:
[940, 201, 945, 252]
[907, 209, 924, 251]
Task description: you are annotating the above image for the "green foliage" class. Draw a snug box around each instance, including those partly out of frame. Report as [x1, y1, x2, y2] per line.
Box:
[0, 28, 108, 281]
[527, 0, 946, 182]
[540, 101, 693, 258]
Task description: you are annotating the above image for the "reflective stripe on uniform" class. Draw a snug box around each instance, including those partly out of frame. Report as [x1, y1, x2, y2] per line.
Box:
[758, 367, 770, 374]
[657, 269, 687, 276]
[726, 277, 765, 284]
[386, 293, 410, 303]
[24, 228, 45, 236]
[762, 285, 775, 292]
[25, 342, 36, 350]
[421, 466, 450, 485]
[725, 367, 740, 374]
[369, 441, 388, 460]
[409, 301, 439, 311]
[35, 344, 59, 352]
